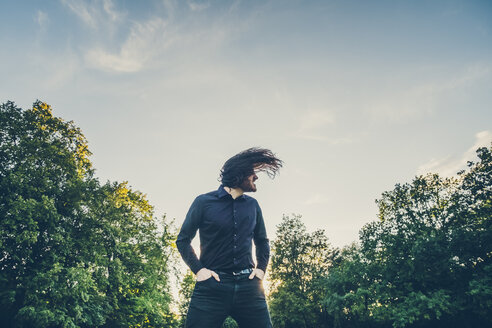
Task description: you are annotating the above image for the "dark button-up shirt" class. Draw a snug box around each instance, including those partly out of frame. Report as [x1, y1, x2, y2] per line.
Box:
[176, 185, 270, 274]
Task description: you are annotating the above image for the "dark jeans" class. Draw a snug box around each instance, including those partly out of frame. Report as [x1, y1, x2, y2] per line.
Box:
[185, 271, 272, 328]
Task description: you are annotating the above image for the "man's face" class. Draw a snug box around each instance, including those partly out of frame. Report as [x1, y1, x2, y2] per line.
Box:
[240, 173, 258, 192]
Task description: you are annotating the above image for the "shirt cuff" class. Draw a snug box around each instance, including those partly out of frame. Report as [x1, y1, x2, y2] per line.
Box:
[191, 262, 204, 275]
[256, 263, 267, 272]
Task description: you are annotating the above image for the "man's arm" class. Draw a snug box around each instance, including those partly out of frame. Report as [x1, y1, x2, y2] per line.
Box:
[176, 197, 204, 274]
[253, 201, 270, 273]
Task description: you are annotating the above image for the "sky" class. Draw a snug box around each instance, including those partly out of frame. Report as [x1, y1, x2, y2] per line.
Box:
[1, 0, 491, 249]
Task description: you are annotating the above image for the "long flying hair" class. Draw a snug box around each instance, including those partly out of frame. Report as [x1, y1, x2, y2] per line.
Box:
[220, 147, 283, 188]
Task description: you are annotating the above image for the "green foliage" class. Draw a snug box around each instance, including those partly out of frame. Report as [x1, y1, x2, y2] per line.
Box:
[269, 214, 335, 328]
[177, 271, 195, 327]
[323, 243, 377, 328]
[0, 101, 177, 327]
[323, 145, 492, 328]
[3, 100, 490, 328]
[221, 317, 238, 328]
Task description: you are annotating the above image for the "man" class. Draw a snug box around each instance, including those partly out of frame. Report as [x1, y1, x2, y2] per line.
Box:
[176, 148, 283, 328]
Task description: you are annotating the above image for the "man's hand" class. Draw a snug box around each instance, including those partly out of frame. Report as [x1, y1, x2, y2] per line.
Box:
[248, 268, 265, 280]
[196, 268, 220, 282]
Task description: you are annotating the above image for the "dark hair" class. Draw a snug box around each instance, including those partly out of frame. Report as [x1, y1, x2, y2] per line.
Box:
[220, 147, 283, 188]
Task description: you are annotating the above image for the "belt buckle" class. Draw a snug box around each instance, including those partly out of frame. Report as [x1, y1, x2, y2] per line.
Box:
[232, 268, 250, 276]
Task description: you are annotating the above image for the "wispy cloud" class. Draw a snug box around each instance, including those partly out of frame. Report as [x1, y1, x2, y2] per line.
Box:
[61, 0, 125, 29]
[417, 130, 492, 177]
[367, 64, 492, 122]
[85, 49, 142, 73]
[188, 1, 210, 12]
[102, 0, 124, 22]
[85, 18, 170, 72]
[35, 10, 49, 29]
[61, 0, 98, 28]
[61, 0, 160, 72]
[81, 1, 245, 73]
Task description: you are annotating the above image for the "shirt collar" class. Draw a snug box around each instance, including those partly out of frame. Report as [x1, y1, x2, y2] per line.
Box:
[218, 185, 245, 200]
[218, 184, 230, 198]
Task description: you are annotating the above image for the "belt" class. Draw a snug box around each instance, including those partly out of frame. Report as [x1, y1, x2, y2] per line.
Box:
[217, 268, 253, 276]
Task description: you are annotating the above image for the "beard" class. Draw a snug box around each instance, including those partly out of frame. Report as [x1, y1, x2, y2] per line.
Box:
[239, 178, 257, 192]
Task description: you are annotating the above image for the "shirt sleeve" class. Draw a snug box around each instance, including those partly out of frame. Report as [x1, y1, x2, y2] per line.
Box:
[176, 196, 204, 274]
[253, 201, 270, 272]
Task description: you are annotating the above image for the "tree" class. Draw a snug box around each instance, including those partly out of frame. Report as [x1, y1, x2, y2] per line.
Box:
[0, 101, 177, 327]
[221, 317, 238, 328]
[451, 146, 492, 324]
[178, 271, 195, 327]
[361, 174, 458, 327]
[323, 145, 492, 328]
[269, 214, 335, 328]
[323, 243, 379, 328]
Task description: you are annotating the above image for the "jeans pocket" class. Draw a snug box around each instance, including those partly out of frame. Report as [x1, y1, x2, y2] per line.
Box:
[196, 276, 214, 284]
